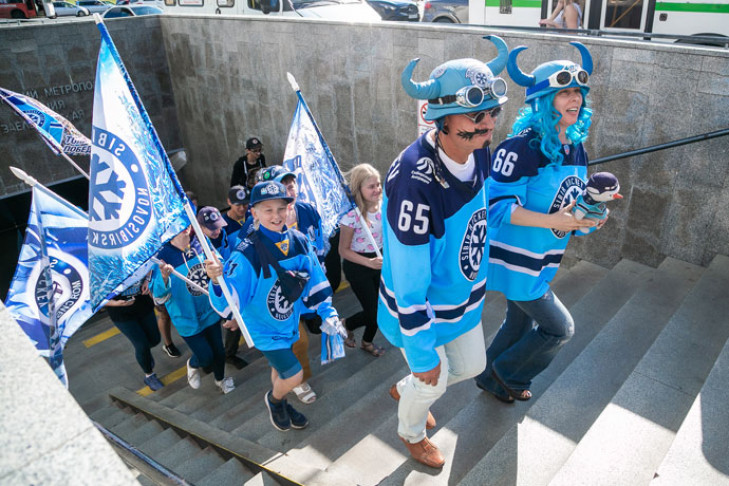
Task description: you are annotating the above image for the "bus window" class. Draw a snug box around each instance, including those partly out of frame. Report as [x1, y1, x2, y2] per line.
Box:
[164, 0, 175, 6]
[604, 0, 646, 30]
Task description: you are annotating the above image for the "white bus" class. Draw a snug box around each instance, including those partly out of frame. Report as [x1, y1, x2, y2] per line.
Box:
[469, 0, 729, 43]
[163, 0, 382, 21]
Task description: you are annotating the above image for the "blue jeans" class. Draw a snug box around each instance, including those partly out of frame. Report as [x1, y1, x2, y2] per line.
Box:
[113, 311, 161, 374]
[476, 289, 573, 396]
[182, 322, 226, 381]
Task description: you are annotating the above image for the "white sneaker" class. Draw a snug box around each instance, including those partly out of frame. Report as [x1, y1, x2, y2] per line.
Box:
[215, 376, 235, 394]
[186, 358, 201, 389]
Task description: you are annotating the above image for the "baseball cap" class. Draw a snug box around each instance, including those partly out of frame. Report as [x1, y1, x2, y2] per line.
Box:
[228, 185, 250, 205]
[250, 181, 293, 206]
[197, 206, 227, 231]
[246, 137, 262, 150]
[259, 165, 296, 183]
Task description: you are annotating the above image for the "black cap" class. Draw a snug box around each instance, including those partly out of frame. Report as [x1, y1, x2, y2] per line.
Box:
[228, 185, 250, 205]
[246, 137, 262, 150]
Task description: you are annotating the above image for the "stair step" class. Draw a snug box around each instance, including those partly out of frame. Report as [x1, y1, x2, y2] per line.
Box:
[244, 470, 280, 485]
[154, 436, 204, 470]
[110, 412, 150, 438]
[254, 343, 409, 452]
[89, 402, 128, 425]
[195, 458, 258, 486]
[189, 358, 273, 423]
[137, 427, 184, 457]
[169, 445, 227, 482]
[358, 259, 645, 485]
[460, 257, 704, 486]
[122, 419, 166, 445]
[550, 254, 729, 485]
[651, 312, 729, 484]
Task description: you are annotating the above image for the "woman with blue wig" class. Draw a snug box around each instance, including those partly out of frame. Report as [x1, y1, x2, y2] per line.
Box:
[474, 42, 605, 403]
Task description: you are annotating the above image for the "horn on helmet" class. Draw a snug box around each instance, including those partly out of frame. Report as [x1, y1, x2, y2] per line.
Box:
[483, 35, 509, 76]
[506, 46, 535, 88]
[571, 41, 593, 75]
[401, 58, 441, 100]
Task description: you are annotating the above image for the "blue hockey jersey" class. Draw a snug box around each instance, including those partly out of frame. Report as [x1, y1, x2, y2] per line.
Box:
[377, 130, 490, 373]
[209, 226, 338, 351]
[487, 128, 588, 301]
[149, 238, 221, 337]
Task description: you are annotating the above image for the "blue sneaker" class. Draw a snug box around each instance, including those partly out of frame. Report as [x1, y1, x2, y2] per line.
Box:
[285, 401, 309, 429]
[144, 373, 164, 391]
[265, 391, 290, 432]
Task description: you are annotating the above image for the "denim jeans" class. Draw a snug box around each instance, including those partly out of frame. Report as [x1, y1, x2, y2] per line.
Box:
[395, 323, 486, 443]
[113, 311, 160, 374]
[476, 289, 574, 396]
[182, 321, 226, 381]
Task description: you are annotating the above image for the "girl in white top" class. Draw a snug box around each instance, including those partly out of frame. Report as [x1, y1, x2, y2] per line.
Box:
[539, 0, 582, 29]
[339, 163, 385, 357]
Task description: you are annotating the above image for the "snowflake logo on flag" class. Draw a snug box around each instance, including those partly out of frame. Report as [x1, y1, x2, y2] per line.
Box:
[89, 154, 126, 221]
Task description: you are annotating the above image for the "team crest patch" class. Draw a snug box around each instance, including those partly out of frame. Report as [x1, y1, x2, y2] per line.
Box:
[34, 250, 87, 324]
[186, 262, 210, 296]
[550, 175, 586, 239]
[89, 128, 153, 249]
[459, 208, 488, 281]
[267, 281, 295, 321]
[411, 157, 434, 184]
[275, 239, 290, 256]
[465, 67, 492, 89]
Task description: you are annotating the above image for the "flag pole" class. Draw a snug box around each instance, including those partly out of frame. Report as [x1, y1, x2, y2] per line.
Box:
[150, 257, 208, 296]
[0, 92, 90, 180]
[286, 72, 381, 259]
[61, 153, 90, 180]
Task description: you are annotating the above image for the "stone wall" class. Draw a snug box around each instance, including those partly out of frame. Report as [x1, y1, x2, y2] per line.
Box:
[0, 16, 181, 198]
[159, 15, 729, 268]
[2, 16, 729, 268]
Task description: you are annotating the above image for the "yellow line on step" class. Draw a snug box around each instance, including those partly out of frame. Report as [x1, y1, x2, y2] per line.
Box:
[82, 327, 120, 348]
[136, 366, 187, 397]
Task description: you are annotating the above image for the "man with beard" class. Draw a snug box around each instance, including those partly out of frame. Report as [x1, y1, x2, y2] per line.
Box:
[377, 36, 509, 469]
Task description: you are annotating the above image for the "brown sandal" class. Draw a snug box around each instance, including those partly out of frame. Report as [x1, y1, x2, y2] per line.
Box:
[361, 341, 385, 357]
[345, 330, 356, 348]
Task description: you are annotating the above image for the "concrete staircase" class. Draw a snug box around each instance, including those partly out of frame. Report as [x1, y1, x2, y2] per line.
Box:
[86, 255, 729, 485]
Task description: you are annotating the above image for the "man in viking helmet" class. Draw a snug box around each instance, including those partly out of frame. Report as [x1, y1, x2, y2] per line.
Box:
[377, 36, 509, 469]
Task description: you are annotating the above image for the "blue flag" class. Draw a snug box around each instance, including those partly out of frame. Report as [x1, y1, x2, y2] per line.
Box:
[4, 185, 94, 387]
[283, 95, 354, 240]
[0, 86, 92, 156]
[88, 22, 189, 310]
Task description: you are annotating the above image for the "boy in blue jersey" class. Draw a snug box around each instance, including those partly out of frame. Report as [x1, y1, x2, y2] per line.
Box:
[149, 226, 234, 394]
[474, 43, 602, 403]
[205, 181, 345, 432]
[377, 36, 510, 468]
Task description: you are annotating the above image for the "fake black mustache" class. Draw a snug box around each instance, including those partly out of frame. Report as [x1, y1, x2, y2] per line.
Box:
[456, 128, 491, 141]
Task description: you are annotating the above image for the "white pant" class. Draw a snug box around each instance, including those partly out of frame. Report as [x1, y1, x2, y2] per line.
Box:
[395, 323, 486, 443]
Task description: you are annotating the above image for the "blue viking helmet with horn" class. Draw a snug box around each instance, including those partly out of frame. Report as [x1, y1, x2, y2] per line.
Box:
[507, 41, 593, 105]
[401, 35, 509, 121]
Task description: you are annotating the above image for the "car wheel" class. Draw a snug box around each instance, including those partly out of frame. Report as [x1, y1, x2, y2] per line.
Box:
[434, 17, 454, 22]
[11, 9, 27, 18]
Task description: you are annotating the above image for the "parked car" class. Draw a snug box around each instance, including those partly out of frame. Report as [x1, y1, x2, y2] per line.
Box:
[421, 0, 467, 23]
[116, 0, 164, 7]
[366, 0, 418, 21]
[52, 1, 90, 16]
[102, 3, 162, 16]
[77, 0, 111, 12]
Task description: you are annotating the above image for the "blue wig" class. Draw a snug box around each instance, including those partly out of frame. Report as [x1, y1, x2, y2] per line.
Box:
[509, 88, 592, 166]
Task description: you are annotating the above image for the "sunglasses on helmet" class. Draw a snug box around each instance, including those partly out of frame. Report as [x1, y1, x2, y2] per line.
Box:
[547, 69, 589, 88]
[429, 77, 508, 109]
[461, 106, 502, 124]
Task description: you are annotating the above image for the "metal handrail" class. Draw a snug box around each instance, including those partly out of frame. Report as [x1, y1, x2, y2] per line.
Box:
[589, 128, 729, 166]
[471, 24, 729, 47]
[93, 421, 192, 486]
